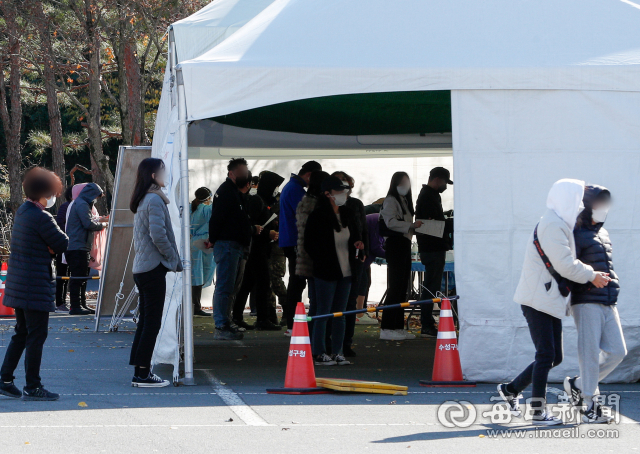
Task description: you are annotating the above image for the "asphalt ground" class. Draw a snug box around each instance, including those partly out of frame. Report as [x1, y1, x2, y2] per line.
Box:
[0, 313, 638, 454]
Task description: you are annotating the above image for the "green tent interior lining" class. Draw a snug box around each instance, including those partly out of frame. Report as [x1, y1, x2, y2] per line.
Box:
[211, 90, 452, 136]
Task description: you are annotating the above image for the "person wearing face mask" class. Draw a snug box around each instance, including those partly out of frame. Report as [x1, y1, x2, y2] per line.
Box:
[209, 158, 263, 340]
[249, 176, 260, 196]
[378, 172, 423, 341]
[497, 179, 611, 425]
[329, 171, 368, 357]
[564, 186, 626, 424]
[232, 171, 285, 331]
[128, 158, 182, 387]
[190, 187, 215, 317]
[64, 182, 108, 315]
[415, 167, 453, 338]
[0, 167, 68, 401]
[304, 176, 365, 366]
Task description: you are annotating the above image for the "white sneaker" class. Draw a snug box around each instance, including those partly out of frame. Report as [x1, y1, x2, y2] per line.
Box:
[355, 313, 379, 324]
[283, 329, 292, 337]
[380, 329, 405, 341]
[532, 410, 562, 425]
[582, 402, 613, 424]
[395, 329, 416, 340]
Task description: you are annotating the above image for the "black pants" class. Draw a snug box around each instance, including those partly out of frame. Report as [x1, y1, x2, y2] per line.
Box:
[509, 305, 563, 409]
[283, 246, 307, 329]
[342, 260, 363, 349]
[381, 236, 411, 330]
[1, 308, 50, 389]
[55, 254, 69, 307]
[66, 250, 90, 309]
[192, 285, 203, 311]
[419, 251, 446, 329]
[130, 264, 167, 369]
[234, 252, 272, 323]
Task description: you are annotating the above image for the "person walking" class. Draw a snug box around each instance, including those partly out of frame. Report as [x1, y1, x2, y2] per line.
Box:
[0, 167, 68, 401]
[190, 187, 215, 317]
[65, 183, 107, 315]
[129, 158, 183, 387]
[331, 171, 368, 357]
[304, 176, 364, 366]
[295, 170, 330, 335]
[209, 158, 262, 340]
[54, 186, 73, 312]
[378, 172, 422, 341]
[564, 185, 626, 424]
[415, 167, 453, 338]
[498, 179, 610, 425]
[233, 171, 285, 331]
[279, 161, 322, 331]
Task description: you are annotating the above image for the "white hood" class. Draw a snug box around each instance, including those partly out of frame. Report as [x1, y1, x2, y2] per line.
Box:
[546, 179, 585, 230]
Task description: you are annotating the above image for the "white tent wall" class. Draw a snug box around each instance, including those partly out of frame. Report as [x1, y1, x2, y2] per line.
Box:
[453, 89, 640, 383]
[188, 156, 454, 307]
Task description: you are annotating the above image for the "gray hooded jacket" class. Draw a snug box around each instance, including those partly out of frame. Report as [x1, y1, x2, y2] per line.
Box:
[66, 183, 105, 252]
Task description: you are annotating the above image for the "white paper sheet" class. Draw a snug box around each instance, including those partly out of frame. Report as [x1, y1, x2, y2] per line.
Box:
[415, 219, 445, 238]
[261, 213, 278, 229]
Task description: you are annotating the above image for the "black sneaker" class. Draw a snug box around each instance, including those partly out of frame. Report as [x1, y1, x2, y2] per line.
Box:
[0, 381, 22, 399]
[132, 373, 170, 388]
[563, 376, 584, 408]
[81, 305, 96, 314]
[314, 353, 337, 366]
[279, 318, 288, 327]
[255, 320, 282, 331]
[582, 402, 613, 424]
[69, 308, 92, 316]
[22, 386, 60, 401]
[193, 309, 210, 317]
[343, 346, 357, 357]
[333, 354, 351, 366]
[497, 383, 522, 417]
[233, 320, 255, 331]
[420, 326, 438, 338]
[214, 325, 244, 340]
[531, 409, 562, 425]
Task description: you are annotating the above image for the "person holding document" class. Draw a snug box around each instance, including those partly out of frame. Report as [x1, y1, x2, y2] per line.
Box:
[415, 167, 453, 338]
[233, 171, 285, 331]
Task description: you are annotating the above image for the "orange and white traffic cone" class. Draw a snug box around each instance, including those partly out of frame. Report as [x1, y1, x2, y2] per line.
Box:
[0, 262, 14, 318]
[267, 302, 331, 394]
[420, 298, 475, 387]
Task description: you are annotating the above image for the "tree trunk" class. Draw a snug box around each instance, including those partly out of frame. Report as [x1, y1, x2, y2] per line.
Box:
[124, 40, 143, 146]
[31, 0, 66, 190]
[0, 0, 24, 213]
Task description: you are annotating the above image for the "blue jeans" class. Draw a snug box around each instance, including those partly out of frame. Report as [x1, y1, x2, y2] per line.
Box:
[213, 240, 245, 327]
[311, 277, 351, 356]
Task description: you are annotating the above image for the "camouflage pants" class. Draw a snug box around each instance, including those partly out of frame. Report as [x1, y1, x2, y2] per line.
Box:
[268, 244, 287, 309]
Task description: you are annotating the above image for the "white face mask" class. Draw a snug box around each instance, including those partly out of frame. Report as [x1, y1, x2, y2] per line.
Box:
[249, 188, 258, 195]
[397, 185, 410, 196]
[592, 207, 609, 223]
[332, 192, 348, 207]
[45, 195, 56, 209]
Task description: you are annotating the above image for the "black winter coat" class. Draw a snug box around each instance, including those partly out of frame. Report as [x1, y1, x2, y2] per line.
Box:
[304, 204, 362, 282]
[572, 185, 619, 305]
[415, 185, 451, 252]
[4, 201, 69, 312]
[209, 178, 253, 247]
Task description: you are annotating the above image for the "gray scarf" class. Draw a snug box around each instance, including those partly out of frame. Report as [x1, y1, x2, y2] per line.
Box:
[148, 184, 170, 205]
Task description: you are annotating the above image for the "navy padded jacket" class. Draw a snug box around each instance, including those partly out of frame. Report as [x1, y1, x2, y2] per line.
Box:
[4, 201, 69, 312]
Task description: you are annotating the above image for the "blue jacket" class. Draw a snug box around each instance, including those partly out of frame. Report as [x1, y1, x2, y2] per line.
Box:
[4, 201, 69, 312]
[191, 203, 215, 287]
[278, 174, 307, 248]
[572, 185, 619, 306]
[66, 183, 105, 251]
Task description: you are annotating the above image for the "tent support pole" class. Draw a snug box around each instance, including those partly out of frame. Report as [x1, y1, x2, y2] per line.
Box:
[177, 67, 195, 386]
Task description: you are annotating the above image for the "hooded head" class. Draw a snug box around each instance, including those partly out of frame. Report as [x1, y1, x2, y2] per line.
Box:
[546, 179, 585, 230]
[76, 182, 104, 203]
[257, 171, 285, 204]
[577, 185, 611, 228]
[72, 183, 89, 200]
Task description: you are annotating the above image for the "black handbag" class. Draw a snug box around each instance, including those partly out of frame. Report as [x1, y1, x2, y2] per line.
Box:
[533, 224, 574, 297]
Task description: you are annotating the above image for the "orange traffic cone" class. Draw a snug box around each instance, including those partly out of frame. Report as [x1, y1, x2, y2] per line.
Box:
[266, 302, 331, 394]
[420, 298, 475, 387]
[0, 262, 14, 318]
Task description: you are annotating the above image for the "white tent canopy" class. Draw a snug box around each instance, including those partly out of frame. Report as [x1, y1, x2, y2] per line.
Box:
[153, 0, 640, 384]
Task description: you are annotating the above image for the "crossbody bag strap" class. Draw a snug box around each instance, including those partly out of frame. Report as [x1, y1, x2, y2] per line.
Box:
[533, 224, 572, 297]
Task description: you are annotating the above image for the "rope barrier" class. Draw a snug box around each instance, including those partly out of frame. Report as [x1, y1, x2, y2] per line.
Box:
[306, 296, 459, 321]
[56, 276, 100, 280]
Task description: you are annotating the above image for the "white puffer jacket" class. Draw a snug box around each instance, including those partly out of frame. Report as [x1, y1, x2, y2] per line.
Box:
[514, 179, 597, 319]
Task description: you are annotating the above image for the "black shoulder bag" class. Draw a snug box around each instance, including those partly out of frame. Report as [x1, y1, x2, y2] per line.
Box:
[533, 224, 573, 297]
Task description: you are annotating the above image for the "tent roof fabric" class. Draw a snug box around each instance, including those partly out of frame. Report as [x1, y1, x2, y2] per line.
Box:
[179, 0, 640, 121]
[212, 91, 452, 135]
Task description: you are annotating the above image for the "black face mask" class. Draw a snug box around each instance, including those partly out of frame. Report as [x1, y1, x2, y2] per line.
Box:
[438, 184, 447, 193]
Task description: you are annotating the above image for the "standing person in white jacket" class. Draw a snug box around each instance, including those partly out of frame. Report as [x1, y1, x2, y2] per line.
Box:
[497, 179, 610, 425]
